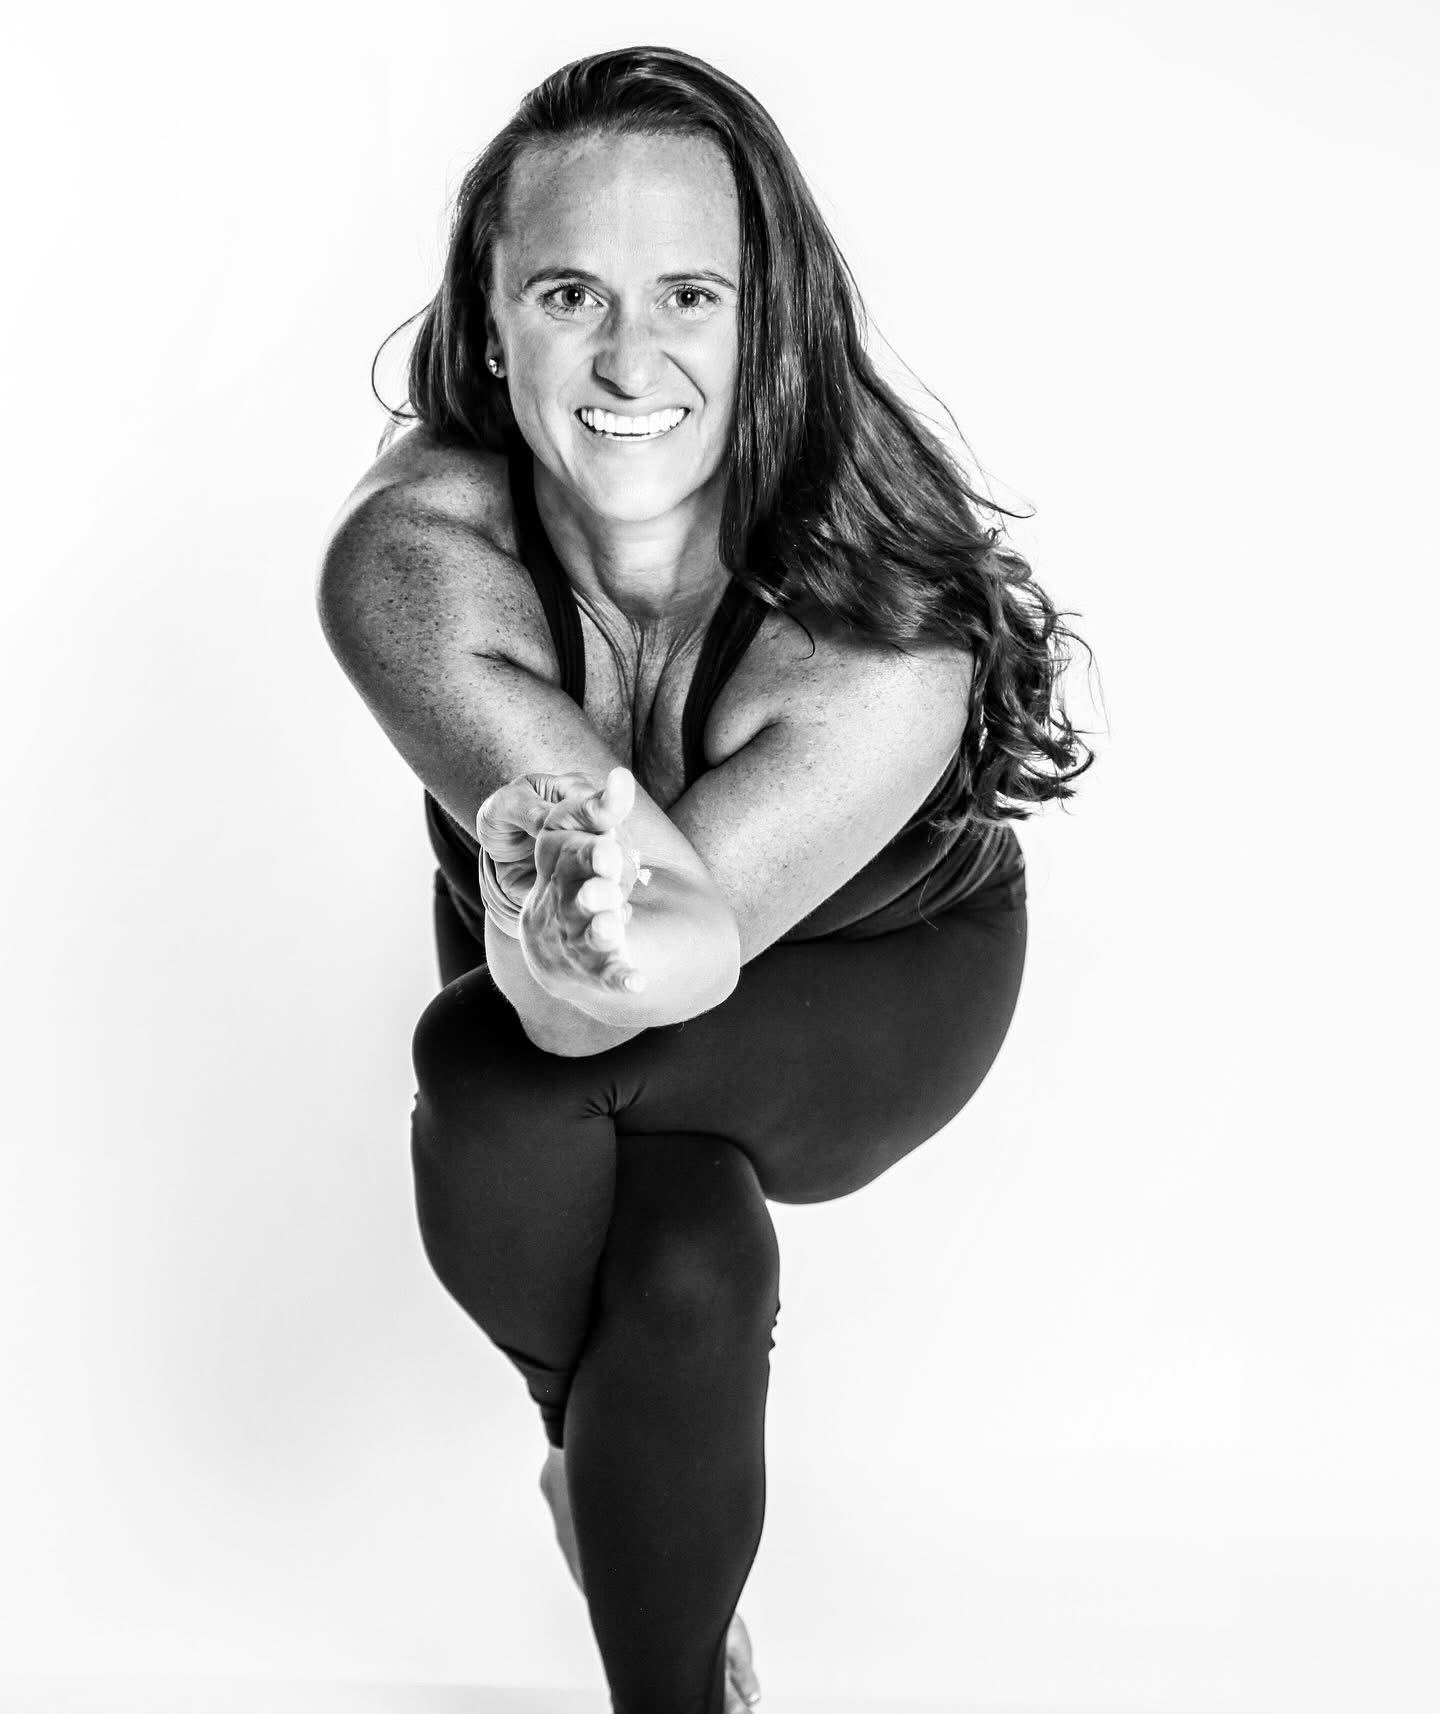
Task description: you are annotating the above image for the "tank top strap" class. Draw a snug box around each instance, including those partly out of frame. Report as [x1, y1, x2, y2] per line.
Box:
[681, 577, 769, 789]
[505, 441, 586, 704]
[504, 435, 768, 790]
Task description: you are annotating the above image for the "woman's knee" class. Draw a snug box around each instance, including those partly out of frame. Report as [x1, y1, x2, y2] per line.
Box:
[411, 968, 540, 1113]
[601, 1138, 781, 1341]
[410, 972, 624, 1197]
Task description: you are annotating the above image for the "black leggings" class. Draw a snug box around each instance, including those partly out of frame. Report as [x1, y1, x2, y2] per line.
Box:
[411, 872, 1027, 1714]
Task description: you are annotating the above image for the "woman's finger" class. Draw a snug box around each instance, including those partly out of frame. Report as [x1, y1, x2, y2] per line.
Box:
[525, 770, 605, 805]
[590, 832, 622, 879]
[605, 960, 645, 994]
[477, 769, 613, 856]
[543, 766, 637, 835]
[587, 909, 624, 949]
[476, 779, 552, 856]
[576, 876, 623, 915]
[600, 766, 636, 822]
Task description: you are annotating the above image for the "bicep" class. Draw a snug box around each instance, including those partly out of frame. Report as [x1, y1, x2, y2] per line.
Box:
[667, 645, 973, 962]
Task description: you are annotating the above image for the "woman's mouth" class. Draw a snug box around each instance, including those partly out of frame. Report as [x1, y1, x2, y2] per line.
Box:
[576, 407, 689, 441]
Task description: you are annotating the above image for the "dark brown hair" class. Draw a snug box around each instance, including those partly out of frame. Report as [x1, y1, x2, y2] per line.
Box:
[378, 44, 1094, 829]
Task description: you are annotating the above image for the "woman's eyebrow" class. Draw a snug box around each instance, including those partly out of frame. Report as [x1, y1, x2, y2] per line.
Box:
[519, 266, 738, 292]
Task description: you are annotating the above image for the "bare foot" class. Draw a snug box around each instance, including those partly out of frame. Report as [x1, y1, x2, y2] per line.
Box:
[725, 1608, 762, 1711]
[540, 1446, 761, 1709]
[539, 1443, 586, 1593]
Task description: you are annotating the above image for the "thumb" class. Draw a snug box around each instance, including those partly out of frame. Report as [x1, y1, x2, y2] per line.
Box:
[602, 765, 637, 821]
[476, 779, 552, 859]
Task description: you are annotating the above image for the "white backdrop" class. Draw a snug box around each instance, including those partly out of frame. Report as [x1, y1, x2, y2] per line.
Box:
[3, 3, 1436, 1710]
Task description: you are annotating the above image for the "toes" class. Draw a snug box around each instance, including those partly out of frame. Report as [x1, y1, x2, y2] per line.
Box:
[725, 1676, 759, 1713]
[726, 1613, 759, 1705]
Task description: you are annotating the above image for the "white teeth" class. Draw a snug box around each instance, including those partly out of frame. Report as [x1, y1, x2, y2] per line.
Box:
[578, 407, 687, 438]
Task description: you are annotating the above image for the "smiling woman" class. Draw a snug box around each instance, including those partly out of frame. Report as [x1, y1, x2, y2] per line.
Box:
[317, 42, 1091, 1714]
[488, 130, 741, 536]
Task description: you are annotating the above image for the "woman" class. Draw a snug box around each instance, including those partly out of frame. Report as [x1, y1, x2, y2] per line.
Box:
[318, 44, 1091, 1714]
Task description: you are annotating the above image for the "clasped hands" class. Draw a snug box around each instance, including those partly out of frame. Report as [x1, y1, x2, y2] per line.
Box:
[477, 766, 651, 998]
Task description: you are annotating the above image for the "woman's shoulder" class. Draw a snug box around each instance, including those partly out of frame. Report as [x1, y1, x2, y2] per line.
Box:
[347, 420, 520, 554]
[317, 423, 557, 683]
[739, 590, 972, 710]
[707, 588, 972, 777]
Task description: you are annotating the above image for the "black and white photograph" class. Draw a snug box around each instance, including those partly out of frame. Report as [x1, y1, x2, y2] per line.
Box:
[3, 6, 1435, 1713]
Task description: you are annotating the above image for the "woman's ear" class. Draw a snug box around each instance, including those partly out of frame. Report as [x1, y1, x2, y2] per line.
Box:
[482, 304, 506, 378]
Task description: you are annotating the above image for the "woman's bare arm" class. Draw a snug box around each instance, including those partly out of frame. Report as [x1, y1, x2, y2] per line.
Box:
[318, 457, 742, 1042]
[317, 467, 731, 883]
[317, 447, 971, 983]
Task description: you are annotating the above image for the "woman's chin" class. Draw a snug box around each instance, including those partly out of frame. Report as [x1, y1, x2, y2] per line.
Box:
[567, 464, 714, 525]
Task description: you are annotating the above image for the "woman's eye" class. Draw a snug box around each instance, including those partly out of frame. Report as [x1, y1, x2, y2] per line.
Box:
[668, 284, 719, 314]
[540, 282, 720, 318]
[542, 284, 602, 316]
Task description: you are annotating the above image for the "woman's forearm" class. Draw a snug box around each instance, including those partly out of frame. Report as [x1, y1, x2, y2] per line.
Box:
[484, 915, 647, 1057]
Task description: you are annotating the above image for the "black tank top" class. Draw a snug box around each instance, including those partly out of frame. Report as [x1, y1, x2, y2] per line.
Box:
[424, 446, 1025, 944]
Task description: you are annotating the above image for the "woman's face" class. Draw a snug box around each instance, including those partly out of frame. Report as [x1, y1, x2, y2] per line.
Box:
[486, 130, 741, 529]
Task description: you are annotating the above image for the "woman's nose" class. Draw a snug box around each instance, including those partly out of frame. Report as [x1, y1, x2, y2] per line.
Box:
[592, 310, 664, 398]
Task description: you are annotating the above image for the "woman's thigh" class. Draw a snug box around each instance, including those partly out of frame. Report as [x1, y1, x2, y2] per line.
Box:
[546, 903, 1027, 1205]
[426, 872, 1026, 1206]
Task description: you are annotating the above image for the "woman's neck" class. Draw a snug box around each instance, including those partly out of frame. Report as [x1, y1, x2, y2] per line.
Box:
[531, 458, 731, 635]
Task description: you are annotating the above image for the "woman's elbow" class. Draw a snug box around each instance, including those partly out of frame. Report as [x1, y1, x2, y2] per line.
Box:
[632, 878, 742, 1027]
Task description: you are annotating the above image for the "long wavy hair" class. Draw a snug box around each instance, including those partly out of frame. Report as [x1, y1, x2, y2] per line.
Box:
[376, 44, 1094, 830]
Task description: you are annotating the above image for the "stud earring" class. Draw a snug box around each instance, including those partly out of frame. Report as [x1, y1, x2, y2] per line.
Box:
[486, 356, 504, 377]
